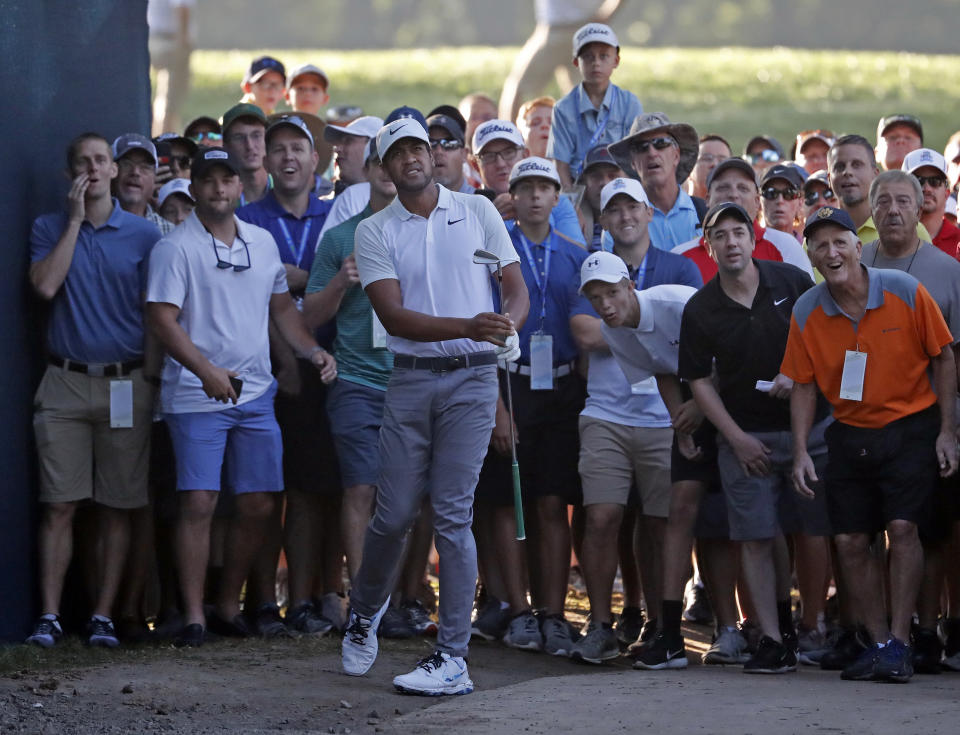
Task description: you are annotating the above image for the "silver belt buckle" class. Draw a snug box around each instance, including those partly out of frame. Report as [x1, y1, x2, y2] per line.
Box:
[87, 364, 106, 377]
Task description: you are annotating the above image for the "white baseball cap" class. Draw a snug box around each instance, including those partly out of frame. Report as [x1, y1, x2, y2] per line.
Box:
[572, 23, 620, 60]
[509, 157, 561, 189]
[323, 115, 383, 143]
[600, 177, 650, 212]
[156, 178, 194, 209]
[901, 148, 948, 176]
[376, 118, 430, 160]
[579, 251, 631, 294]
[472, 120, 525, 154]
[286, 63, 329, 91]
[946, 194, 957, 218]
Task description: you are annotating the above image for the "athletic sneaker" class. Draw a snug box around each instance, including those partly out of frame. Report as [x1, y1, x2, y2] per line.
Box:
[571, 622, 619, 664]
[840, 643, 880, 681]
[402, 599, 438, 636]
[703, 627, 750, 665]
[471, 597, 509, 641]
[503, 611, 543, 652]
[626, 617, 659, 656]
[26, 614, 63, 648]
[797, 623, 831, 665]
[682, 579, 713, 624]
[342, 598, 390, 676]
[174, 623, 205, 648]
[252, 603, 294, 639]
[822, 627, 870, 671]
[87, 615, 120, 648]
[379, 605, 415, 639]
[615, 607, 644, 650]
[911, 627, 942, 675]
[320, 592, 348, 633]
[632, 631, 688, 670]
[541, 615, 577, 657]
[743, 635, 796, 674]
[393, 650, 474, 696]
[287, 601, 334, 636]
[875, 638, 913, 683]
[738, 618, 761, 655]
[942, 617, 960, 671]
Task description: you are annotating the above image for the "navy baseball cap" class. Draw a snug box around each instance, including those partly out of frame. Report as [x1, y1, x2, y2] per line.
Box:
[244, 55, 286, 84]
[191, 147, 242, 180]
[803, 205, 857, 239]
[385, 106, 428, 131]
[426, 114, 465, 144]
[761, 163, 805, 189]
[703, 201, 753, 230]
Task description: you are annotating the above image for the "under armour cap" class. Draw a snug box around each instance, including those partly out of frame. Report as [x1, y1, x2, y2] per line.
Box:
[579, 251, 631, 294]
[472, 120, 524, 154]
[112, 133, 157, 166]
[265, 115, 315, 147]
[572, 23, 620, 60]
[376, 118, 430, 160]
[323, 115, 383, 143]
[156, 178, 194, 208]
[600, 177, 650, 212]
[385, 106, 428, 131]
[901, 148, 947, 176]
[509, 157, 561, 189]
[802, 205, 857, 239]
[703, 201, 753, 231]
[191, 147, 242, 179]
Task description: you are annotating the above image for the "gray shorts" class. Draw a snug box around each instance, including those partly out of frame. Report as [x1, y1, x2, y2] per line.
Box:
[326, 377, 386, 488]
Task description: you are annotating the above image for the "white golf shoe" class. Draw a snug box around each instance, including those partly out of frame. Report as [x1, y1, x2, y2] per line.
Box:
[341, 597, 390, 676]
[393, 650, 474, 696]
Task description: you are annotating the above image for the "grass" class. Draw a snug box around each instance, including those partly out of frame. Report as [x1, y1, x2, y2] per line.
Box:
[177, 46, 960, 151]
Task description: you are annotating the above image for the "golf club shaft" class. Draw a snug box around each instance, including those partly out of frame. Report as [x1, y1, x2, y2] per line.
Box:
[497, 267, 526, 541]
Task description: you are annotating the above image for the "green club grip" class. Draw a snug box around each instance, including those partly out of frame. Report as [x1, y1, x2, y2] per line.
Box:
[511, 461, 525, 540]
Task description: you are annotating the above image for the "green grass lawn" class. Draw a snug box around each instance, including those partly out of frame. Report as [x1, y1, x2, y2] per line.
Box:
[178, 46, 960, 152]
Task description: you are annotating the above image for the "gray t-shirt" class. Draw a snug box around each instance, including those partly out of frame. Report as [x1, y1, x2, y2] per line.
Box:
[862, 240, 960, 343]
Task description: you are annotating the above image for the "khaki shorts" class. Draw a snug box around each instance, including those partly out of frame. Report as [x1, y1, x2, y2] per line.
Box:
[33, 366, 153, 508]
[578, 415, 672, 516]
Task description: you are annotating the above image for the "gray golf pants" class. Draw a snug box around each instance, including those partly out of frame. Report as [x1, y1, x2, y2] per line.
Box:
[350, 364, 498, 658]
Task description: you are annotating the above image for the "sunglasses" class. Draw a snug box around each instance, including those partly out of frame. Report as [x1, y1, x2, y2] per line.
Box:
[211, 233, 251, 272]
[429, 138, 463, 151]
[761, 186, 801, 201]
[168, 155, 191, 169]
[746, 149, 781, 165]
[804, 188, 836, 206]
[630, 136, 676, 154]
[190, 132, 222, 143]
[915, 175, 948, 189]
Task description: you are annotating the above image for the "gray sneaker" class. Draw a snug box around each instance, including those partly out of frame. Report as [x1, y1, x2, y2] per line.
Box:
[471, 597, 509, 641]
[797, 624, 830, 665]
[401, 599, 438, 636]
[571, 622, 619, 664]
[503, 611, 543, 652]
[379, 605, 416, 639]
[703, 627, 750, 664]
[541, 615, 576, 657]
[286, 601, 334, 636]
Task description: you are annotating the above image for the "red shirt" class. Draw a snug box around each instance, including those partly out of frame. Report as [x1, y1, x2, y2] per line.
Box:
[677, 222, 784, 283]
[931, 217, 960, 260]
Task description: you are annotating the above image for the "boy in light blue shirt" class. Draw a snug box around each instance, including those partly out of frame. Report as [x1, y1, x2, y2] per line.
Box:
[547, 22, 642, 189]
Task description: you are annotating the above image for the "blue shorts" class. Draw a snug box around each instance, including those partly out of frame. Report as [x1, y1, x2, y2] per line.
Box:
[325, 377, 385, 488]
[163, 381, 284, 494]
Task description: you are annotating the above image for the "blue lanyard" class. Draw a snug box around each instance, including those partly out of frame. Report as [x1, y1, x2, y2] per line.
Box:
[276, 217, 312, 268]
[518, 230, 553, 333]
[630, 251, 648, 289]
[573, 86, 617, 178]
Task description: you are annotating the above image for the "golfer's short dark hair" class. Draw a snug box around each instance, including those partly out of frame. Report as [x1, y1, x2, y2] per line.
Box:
[700, 134, 732, 155]
[829, 134, 876, 168]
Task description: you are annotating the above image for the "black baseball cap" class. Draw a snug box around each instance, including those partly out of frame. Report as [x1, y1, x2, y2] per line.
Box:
[427, 105, 467, 133]
[803, 205, 857, 239]
[578, 145, 621, 182]
[706, 157, 757, 189]
[703, 201, 753, 231]
[426, 114, 465, 144]
[760, 163, 805, 189]
[191, 147, 241, 179]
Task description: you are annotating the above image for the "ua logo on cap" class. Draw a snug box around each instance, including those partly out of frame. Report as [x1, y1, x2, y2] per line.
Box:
[586, 257, 601, 269]
[818, 207, 834, 218]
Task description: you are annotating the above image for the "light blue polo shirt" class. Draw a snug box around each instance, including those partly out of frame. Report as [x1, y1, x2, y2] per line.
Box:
[30, 200, 160, 363]
[648, 189, 701, 251]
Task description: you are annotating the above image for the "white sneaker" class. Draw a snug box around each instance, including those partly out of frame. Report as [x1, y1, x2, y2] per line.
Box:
[341, 597, 390, 676]
[393, 651, 474, 696]
[703, 627, 750, 664]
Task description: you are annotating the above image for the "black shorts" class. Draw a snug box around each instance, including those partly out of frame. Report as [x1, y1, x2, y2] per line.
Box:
[475, 370, 585, 506]
[274, 359, 341, 496]
[670, 420, 721, 492]
[824, 407, 939, 536]
[920, 472, 960, 544]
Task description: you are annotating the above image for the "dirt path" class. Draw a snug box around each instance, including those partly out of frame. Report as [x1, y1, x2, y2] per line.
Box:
[2, 627, 957, 734]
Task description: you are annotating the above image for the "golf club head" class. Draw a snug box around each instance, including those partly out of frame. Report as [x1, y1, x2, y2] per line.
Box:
[472, 248, 501, 266]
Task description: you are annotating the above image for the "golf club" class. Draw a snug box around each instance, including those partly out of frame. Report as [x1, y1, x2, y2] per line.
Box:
[473, 248, 526, 541]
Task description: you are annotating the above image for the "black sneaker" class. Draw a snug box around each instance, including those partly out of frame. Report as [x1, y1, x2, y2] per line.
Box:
[615, 607, 644, 650]
[911, 627, 942, 675]
[631, 631, 688, 670]
[174, 623, 206, 648]
[25, 614, 63, 648]
[875, 638, 913, 683]
[743, 635, 797, 674]
[781, 627, 799, 655]
[626, 617, 659, 656]
[207, 611, 251, 638]
[251, 603, 294, 639]
[87, 615, 119, 648]
[821, 627, 869, 671]
[841, 643, 880, 681]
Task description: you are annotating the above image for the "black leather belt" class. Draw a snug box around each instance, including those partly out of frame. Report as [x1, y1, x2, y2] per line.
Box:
[49, 355, 144, 377]
[393, 352, 497, 372]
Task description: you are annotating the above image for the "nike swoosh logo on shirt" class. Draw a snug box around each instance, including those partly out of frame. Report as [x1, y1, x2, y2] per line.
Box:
[388, 124, 403, 134]
[448, 217, 465, 225]
[774, 297, 788, 306]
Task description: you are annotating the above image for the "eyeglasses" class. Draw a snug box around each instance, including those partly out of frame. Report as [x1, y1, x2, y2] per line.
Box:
[190, 132, 222, 143]
[211, 232, 251, 272]
[476, 146, 522, 165]
[915, 175, 948, 189]
[761, 186, 801, 201]
[429, 138, 463, 151]
[804, 188, 836, 206]
[745, 149, 781, 165]
[697, 153, 725, 165]
[630, 137, 676, 154]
